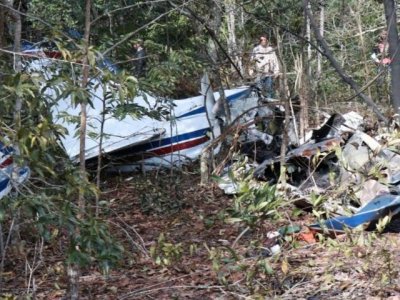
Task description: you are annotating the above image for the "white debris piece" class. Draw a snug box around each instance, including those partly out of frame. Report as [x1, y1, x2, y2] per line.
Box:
[341, 111, 364, 132]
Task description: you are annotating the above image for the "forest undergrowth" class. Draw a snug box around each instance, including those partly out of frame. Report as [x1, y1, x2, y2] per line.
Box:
[3, 167, 400, 299]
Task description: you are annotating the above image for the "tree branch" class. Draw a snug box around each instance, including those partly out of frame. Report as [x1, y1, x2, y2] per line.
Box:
[168, 0, 243, 79]
[304, 0, 388, 124]
[101, 2, 193, 57]
[0, 2, 79, 48]
[90, 0, 169, 25]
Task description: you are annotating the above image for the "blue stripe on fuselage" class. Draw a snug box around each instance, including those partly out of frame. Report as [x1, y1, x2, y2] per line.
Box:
[107, 127, 210, 157]
[0, 142, 14, 157]
[176, 107, 206, 119]
[0, 177, 9, 192]
[176, 88, 252, 119]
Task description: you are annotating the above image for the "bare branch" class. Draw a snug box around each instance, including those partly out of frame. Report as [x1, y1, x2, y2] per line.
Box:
[304, 0, 388, 124]
[91, 0, 169, 25]
[101, 1, 194, 57]
[168, 0, 243, 79]
[0, 2, 79, 48]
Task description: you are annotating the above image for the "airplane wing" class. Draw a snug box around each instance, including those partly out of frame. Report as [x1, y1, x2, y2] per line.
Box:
[84, 127, 166, 161]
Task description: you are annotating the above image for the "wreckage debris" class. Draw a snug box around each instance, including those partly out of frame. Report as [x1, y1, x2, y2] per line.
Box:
[309, 194, 400, 234]
[311, 113, 345, 142]
[219, 110, 400, 235]
[252, 136, 343, 187]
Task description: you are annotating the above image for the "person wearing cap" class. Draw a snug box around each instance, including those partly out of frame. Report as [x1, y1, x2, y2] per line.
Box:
[250, 35, 280, 99]
[132, 39, 147, 78]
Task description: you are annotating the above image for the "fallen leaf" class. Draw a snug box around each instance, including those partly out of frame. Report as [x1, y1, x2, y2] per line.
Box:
[281, 259, 289, 275]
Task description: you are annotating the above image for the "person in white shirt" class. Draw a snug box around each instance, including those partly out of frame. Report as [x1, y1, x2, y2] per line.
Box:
[250, 35, 280, 99]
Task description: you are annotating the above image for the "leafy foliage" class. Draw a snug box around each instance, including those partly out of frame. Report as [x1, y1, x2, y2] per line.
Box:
[227, 179, 282, 227]
[1, 0, 399, 297]
[149, 233, 183, 266]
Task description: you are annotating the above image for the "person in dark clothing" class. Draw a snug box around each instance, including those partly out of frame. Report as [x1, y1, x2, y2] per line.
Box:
[132, 39, 146, 77]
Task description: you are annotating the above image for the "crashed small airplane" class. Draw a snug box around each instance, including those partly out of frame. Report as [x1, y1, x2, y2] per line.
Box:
[56, 80, 257, 172]
[22, 42, 266, 172]
[0, 141, 30, 199]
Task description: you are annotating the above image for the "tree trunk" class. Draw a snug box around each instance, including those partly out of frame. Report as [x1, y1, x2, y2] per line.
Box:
[67, 1, 92, 299]
[296, 55, 308, 140]
[209, 0, 231, 123]
[316, 1, 324, 79]
[225, 0, 244, 78]
[314, 1, 325, 125]
[274, 29, 290, 186]
[78, 0, 92, 216]
[13, 15, 22, 131]
[303, 1, 313, 128]
[0, 5, 5, 52]
[96, 84, 106, 217]
[306, 1, 312, 78]
[384, 0, 400, 116]
[304, 0, 388, 124]
[3, 0, 22, 254]
[200, 148, 210, 185]
[3, 0, 23, 128]
[67, 265, 79, 300]
[352, 1, 372, 99]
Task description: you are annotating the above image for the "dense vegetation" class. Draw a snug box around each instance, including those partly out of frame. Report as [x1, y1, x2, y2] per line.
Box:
[0, 0, 399, 298]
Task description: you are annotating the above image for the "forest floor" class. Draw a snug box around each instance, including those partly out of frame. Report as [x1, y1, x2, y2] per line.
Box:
[4, 169, 400, 299]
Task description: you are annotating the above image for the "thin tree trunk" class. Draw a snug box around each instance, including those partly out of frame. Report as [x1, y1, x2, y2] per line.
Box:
[316, 1, 324, 79]
[296, 55, 308, 140]
[315, 1, 325, 125]
[67, 266, 79, 300]
[275, 29, 290, 186]
[13, 16, 22, 133]
[68, 1, 92, 299]
[3, 0, 22, 253]
[79, 0, 92, 216]
[238, 3, 246, 77]
[215, 70, 231, 124]
[352, 1, 372, 99]
[304, 0, 388, 124]
[200, 148, 210, 185]
[303, 1, 313, 128]
[279, 65, 290, 187]
[225, 0, 243, 78]
[200, 73, 217, 184]
[0, 6, 5, 53]
[384, 0, 400, 116]
[306, 1, 312, 78]
[3, 0, 23, 129]
[96, 85, 106, 217]
[208, 0, 231, 124]
[226, 0, 235, 64]
[0, 218, 15, 293]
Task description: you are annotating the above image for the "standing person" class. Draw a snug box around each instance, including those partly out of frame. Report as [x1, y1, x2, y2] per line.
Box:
[371, 30, 391, 66]
[250, 35, 280, 99]
[132, 39, 147, 78]
[371, 30, 391, 90]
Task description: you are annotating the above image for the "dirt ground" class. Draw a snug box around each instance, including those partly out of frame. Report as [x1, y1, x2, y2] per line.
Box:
[3, 169, 400, 299]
